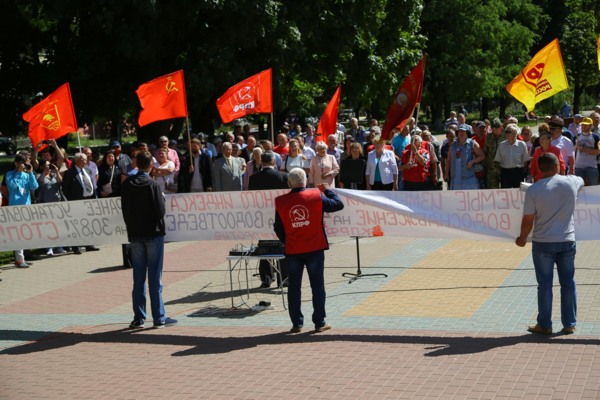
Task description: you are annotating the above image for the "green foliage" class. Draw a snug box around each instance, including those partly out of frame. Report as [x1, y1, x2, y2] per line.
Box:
[1, 0, 424, 136]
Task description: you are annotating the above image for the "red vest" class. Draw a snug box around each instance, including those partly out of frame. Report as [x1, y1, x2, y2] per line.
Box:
[275, 189, 328, 255]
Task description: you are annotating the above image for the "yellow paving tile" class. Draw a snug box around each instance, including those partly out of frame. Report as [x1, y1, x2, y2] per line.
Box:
[346, 240, 530, 318]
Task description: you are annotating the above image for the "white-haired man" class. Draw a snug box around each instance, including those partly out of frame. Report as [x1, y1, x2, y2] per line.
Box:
[274, 168, 344, 333]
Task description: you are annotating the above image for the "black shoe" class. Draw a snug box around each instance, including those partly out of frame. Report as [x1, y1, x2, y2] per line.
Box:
[259, 282, 271, 288]
[153, 317, 177, 329]
[85, 246, 100, 252]
[73, 247, 82, 255]
[129, 319, 145, 329]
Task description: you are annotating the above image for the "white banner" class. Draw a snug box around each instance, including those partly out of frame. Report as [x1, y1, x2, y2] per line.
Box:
[1, 187, 599, 251]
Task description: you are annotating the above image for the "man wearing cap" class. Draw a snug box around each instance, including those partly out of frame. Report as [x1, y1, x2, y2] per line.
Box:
[483, 118, 506, 189]
[154, 136, 180, 176]
[549, 116, 575, 174]
[110, 141, 132, 178]
[574, 117, 600, 186]
[494, 123, 530, 188]
[472, 121, 487, 150]
[568, 114, 584, 137]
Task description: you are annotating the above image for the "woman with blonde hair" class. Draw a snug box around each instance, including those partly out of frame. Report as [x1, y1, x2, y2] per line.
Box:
[309, 141, 339, 187]
[365, 136, 398, 191]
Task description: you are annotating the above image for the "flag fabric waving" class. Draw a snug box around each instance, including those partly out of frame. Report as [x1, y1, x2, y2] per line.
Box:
[22, 83, 77, 148]
[316, 85, 342, 141]
[216, 69, 273, 124]
[381, 55, 427, 140]
[597, 34, 600, 71]
[506, 39, 569, 112]
[136, 70, 188, 127]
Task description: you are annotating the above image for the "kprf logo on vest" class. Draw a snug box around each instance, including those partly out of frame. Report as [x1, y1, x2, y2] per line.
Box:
[289, 205, 310, 228]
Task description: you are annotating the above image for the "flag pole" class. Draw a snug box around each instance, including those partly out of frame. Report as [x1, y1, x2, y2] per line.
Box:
[414, 103, 421, 130]
[185, 116, 192, 156]
[270, 112, 275, 144]
[76, 131, 82, 153]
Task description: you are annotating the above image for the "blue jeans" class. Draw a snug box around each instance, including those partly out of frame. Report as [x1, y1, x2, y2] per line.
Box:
[130, 236, 166, 324]
[532, 241, 577, 329]
[286, 250, 326, 328]
[575, 166, 599, 186]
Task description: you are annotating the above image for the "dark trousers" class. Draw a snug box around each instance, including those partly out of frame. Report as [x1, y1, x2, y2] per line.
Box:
[259, 259, 288, 286]
[500, 167, 526, 188]
[403, 180, 427, 191]
[286, 250, 326, 329]
[371, 181, 394, 191]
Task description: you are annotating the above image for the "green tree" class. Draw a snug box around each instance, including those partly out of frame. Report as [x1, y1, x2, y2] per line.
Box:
[421, 0, 542, 129]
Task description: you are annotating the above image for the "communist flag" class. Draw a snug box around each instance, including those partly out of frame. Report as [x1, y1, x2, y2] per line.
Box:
[316, 85, 341, 142]
[506, 39, 568, 112]
[23, 83, 77, 148]
[381, 55, 426, 140]
[216, 68, 272, 124]
[136, 70, 188, 127]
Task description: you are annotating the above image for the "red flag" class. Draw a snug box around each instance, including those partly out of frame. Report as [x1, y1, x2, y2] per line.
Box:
[381, 55, 427, 140]
[22, 83, 77, 148]
[316, 85, 342, 141]
[216, 68, 273, 124]
[136, 70, 188, 127]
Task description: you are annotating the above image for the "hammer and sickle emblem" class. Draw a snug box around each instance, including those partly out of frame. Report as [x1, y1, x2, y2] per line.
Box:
[165, 77, 178, 94]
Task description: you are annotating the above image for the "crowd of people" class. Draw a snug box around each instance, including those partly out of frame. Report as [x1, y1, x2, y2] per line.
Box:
[2, 108, 599, 269]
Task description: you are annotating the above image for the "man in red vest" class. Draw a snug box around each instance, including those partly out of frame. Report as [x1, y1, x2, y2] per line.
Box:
[274, 168, 344, 333]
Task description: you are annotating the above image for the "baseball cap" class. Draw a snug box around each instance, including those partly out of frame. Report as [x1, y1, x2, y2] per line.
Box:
[110, 140, 121, 148]
[491, 118, 502, 128]
[580, 117, 593, 126]
[574, 114, 584, 119]
[457, 124, 470, 132]
[476, 121, 486, 128]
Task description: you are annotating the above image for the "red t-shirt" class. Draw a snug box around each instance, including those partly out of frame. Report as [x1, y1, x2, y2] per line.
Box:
[401, 148, 430, 183]
[273, 145, 289, 156]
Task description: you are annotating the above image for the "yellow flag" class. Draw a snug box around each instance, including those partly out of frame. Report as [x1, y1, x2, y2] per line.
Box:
[597, 34, 600, 71]
[506, 38, 569, 112]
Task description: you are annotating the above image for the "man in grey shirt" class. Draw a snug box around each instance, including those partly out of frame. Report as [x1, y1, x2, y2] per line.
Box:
[516, 153, 584, 335]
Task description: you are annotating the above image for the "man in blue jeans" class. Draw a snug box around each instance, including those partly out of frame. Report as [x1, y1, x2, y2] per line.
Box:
[274, 168, 344, 333]
[121, 151, 177, 329]
[516, 153, 584, 335]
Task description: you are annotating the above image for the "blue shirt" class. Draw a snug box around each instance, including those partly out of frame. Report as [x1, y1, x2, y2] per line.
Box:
[6, 170, 39, 205]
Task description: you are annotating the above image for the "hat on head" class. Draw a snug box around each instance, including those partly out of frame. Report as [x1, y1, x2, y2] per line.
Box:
[457, 124, 470, 132]
[580, 117, 593, 126]
[169, 139, 177, 145]
[476, 121, 486, 128]
[548, 116, 564, 128]
[574, 114, 584, 119]
[492, 118, 502, 128]
[110, 140, 121, 148]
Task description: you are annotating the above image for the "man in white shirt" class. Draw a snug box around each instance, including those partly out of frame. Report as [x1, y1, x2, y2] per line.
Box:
[549, 117, 575, 174]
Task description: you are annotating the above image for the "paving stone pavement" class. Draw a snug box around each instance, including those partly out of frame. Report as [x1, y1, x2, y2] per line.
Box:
[1, 237, 600, 399]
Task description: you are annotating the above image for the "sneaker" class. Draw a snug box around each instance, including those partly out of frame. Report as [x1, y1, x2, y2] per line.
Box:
[54, 247, 67, 254]
[129, 319, 145, 329]
[527, 324, 552, 335]
[315, 323, 332, 333]
[154, 317, 177, 329]
[46, 248, 54, 256]
[562, 326, 576, 335]
[289, 326, 303, 333]
[15, 261, 30, 269]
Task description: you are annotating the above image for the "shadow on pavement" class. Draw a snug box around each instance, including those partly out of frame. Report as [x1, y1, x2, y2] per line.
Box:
[1, 328, 599, 358]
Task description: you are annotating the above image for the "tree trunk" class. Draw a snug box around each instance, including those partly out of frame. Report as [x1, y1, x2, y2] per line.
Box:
[573, 81, 583, 115]
[499, 97, 507, 120]
[481, 97, 490, 120]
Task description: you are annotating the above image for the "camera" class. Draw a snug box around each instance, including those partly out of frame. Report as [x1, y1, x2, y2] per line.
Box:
[41, 140, 51, 145]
